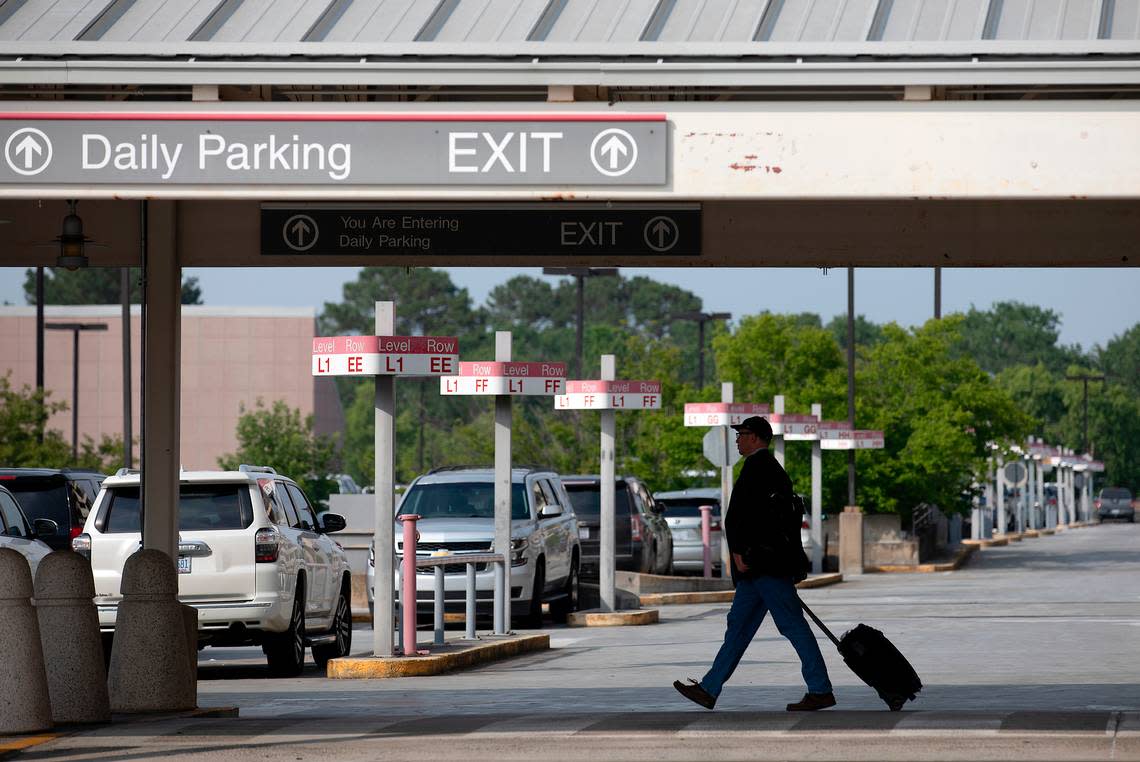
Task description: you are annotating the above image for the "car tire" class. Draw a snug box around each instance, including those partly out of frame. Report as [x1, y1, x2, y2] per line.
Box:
[550, 557, 579, 624]
[520, 560, 545, 629]
[313, 585, 352, 669]
[265, 582, 306, 677]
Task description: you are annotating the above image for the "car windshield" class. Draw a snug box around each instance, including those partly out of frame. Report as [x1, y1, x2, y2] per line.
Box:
[563, 483, 631, 521]
[398, 482, 529, 521]
[3, 478, 70, 526]
[656, 497, 720, 518]
[101, 484, 255, 533]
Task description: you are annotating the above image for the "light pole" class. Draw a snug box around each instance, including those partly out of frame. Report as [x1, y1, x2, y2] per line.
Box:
[45, 322, 109, 461]
[670, 310, 732, 389]
[541, 267, 618, 379]
[1065, 372, 1106, 454]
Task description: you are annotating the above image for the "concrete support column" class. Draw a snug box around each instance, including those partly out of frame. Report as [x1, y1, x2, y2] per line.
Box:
[810, 403, 823, 575]
[773, 394, 785, 467]
[599, 354, 616, 613]
[838, 505, 863, 576]
[372, 302, 395, 657]
[141, 200, 180, 562]
[995, 456, 1006, 535]
[718, 382, 733, 574]
[493, 332, 512, 633]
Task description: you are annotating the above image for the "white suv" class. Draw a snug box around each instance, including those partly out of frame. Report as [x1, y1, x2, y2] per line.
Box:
[75, 465, 353, 677]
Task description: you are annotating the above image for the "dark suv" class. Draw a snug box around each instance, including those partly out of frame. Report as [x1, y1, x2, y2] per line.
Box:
[0, 468, 106, 550]
[1096, 487, 1134, 523]
[561, 475, 672, 578]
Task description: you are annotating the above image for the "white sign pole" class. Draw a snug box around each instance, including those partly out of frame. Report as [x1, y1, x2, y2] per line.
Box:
[996, 455, 1006, 534]
[1037, 450, 1047, 528]
[599, 354, 617, 613]
[810, 403, 823, 575]
[493, 331, 512, 634]
[373, 301, 396, 657]
[773, 395, 785, 467]
[719, 382, 734, 574]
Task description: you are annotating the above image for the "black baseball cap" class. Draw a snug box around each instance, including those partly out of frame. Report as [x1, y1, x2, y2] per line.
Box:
[730, 416, 773, 441]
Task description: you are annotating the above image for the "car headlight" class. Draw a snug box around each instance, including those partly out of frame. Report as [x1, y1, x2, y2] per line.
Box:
[510, 537, 528, 566]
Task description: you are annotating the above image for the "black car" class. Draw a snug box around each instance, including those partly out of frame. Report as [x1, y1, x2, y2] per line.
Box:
[1096, 487, 1134, 523]
[0, 468, 106, 551]
[561, 475, 673, 578]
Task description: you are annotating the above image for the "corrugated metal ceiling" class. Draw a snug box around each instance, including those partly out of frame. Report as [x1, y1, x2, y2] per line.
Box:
[0, 0, 1136, 44]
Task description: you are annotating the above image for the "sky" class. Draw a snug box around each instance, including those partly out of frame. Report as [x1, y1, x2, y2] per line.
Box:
[2, 266, 1137, 351]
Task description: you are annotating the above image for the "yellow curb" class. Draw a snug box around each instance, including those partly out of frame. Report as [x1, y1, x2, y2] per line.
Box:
[1021, 530, 1040, 538]
[868, 545, 976, 574]
[797, 573, 844, 589]
[0, 734, 59, 757]
[327, 634, 549, 679]
[639, 591, 735, 606]
[1039, 529, 1055, 535]
[568, 608, 659, 627]
[995, 533, 1023, 542]
[962, 537, 1009, 548]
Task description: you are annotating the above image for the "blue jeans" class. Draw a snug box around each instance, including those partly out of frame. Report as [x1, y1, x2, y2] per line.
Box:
[701, 575, 833, 697]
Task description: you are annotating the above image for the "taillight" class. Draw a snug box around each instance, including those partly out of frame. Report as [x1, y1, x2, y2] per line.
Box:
[710, 521, 721, 532]
[69, 525, 83, 541]
[255, 527, 280, 563]
[801, 520, 810, 530]
[72, 532, 92, 560]
[1094, 500, 1101, 509]
[631, 514, 643, 542]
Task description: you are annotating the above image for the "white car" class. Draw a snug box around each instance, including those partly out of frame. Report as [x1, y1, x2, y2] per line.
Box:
[368, 466, 581, 627]
[0, 484, 55, 580]
[74, 465, 353, 676]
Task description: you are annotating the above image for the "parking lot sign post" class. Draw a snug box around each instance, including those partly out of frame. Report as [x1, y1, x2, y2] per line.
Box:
[811, 404, 824, 575]
[554, 356, 661, 612]
[311, 300, 459, 657]
[441, 341, 567, 633]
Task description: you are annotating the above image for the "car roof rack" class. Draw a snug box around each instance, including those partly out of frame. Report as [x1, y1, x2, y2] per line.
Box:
[238, 464, 278, 475]
[426, 465, 491, 474]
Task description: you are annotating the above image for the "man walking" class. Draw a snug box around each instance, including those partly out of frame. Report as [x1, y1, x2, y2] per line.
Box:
[673, 416, 835, 711]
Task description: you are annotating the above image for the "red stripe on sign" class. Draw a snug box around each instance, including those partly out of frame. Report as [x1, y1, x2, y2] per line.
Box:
[459, 361, 566, 378]
[566, 380, 662, 394]
[683, 403, 770, 415]
[770, 414, 819, 423]
[313, 336, 458, 354]
[0, 113, 665, 123]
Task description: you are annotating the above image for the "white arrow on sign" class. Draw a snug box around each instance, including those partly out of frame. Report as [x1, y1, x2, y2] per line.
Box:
[589, 128, 638, 177]
[282, 213, 318, 252]
[4, 128, 53, 176]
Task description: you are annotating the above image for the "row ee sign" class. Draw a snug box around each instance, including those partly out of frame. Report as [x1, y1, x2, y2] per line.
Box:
[555, 380, 662, 410]
[440, 362, 567, 396]
[683, 403, 771, 427]
[311, 335, 459, 377]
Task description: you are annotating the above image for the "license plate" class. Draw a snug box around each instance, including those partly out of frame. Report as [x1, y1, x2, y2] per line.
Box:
[578, 527, 590, 540]
[177, 556, 191, 574]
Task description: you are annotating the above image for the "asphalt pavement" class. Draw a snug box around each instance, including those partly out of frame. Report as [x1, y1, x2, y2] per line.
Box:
[12, 521, 1140, 761]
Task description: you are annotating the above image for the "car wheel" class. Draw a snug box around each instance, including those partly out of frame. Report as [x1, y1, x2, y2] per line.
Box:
[265, 582, 306, 677]
[520, 561, 545, 629]
[551, 557, 579, 623]
[644, 542, 656, 575]
[313, 586, 352, 669]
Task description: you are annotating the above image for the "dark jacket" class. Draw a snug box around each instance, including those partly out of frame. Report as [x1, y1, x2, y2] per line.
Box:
[724, 448, 805, 584]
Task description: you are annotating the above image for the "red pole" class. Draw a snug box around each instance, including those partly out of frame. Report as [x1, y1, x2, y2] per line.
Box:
[699, 505, 713, 579]
[398, 514, 420, 656]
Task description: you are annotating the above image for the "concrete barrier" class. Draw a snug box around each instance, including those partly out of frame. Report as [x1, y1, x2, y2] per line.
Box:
[107, 550, 196, 714]
[0, 548, 52, 734]
[33, 551, 110, 725]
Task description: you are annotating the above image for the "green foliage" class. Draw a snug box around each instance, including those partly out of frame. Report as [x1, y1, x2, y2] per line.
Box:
[826, 313, 886, 351]
[1099, 323, 1140, 399]
[957, 301, 1085, 374]
[22, 267, 202, 305]
[218, 399, 337, 506]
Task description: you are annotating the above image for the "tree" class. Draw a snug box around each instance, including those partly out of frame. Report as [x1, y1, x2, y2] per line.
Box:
[994, 363, 1067, 444]
[1098, 323, 1140, 399]
[22, 267, 203, 305]
[957, 301, 1084, 375]
[826, 313, 885, 351]
[217, 399, 337, 507]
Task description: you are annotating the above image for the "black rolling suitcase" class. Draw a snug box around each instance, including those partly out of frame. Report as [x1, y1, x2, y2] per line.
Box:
[800, 600, 922, 711]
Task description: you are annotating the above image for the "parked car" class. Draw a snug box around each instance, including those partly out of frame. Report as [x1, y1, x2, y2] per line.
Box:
[74, 465, 352, 676]
[1095, 487, 1134, 523]
[0, 484, 56, 578]
[653, 487, 723, 575]
[0, 468, 106, 551]
[561, 475, 673, 578]
[367, 466, 580, 627]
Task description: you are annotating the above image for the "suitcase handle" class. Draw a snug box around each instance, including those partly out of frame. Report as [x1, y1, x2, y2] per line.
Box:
[798, 597, 842, 648]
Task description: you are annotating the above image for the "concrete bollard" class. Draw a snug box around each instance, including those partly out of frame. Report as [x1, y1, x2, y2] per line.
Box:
[107, 550, 196, 713]
[0, 548, 53, 734]
[34, 551, 111, 724]
[838, 505, 864, 576]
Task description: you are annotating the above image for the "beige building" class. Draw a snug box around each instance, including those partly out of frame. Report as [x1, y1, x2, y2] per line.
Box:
[0, 305, 342, 471]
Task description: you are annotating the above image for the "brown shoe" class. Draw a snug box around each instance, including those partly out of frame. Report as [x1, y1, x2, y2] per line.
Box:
[786, 692, 836, 711]
[673, 679, 716, 710]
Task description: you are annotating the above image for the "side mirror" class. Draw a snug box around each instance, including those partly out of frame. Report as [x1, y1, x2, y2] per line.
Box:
[33, 518, 59, 538]
[319, 512, 347, 533]
[540, 503, 563, 518]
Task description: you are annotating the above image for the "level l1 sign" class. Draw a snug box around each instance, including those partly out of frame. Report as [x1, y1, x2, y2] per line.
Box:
[312, 335, 458, 376]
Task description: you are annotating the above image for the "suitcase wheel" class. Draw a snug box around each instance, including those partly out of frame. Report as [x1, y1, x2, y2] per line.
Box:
[885, 696, 906, 712]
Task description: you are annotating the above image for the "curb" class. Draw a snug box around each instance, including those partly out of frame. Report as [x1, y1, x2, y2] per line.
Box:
[1021, 529, 1040, 538]
[637, 574, 843, 606]
[0, 734, 59, 759]
[1039, 528, 1055, 535]
[327, 634, 549, 678]
[995, 532, 1023, 542]
[962, 537, 1009, 548]
[568, 608, 659, 627]
[867, 544, 976, 574]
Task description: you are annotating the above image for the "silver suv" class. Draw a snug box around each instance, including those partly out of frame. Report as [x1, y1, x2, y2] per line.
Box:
[369, 466, 580, 627]
[76, 465, 353, 676]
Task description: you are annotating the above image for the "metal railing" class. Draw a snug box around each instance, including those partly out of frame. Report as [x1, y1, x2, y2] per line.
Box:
[396, 552, 506, 651]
